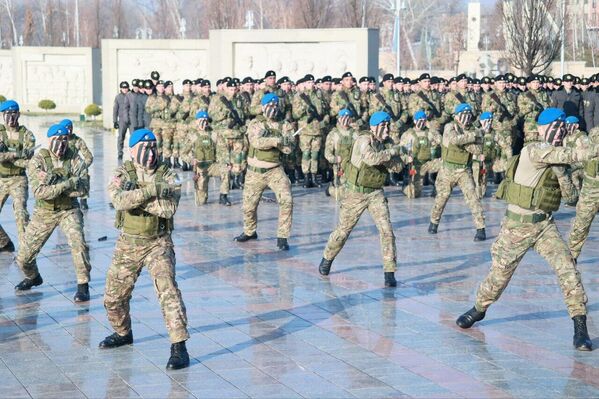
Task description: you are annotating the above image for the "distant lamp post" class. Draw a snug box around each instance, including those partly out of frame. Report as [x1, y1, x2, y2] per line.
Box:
[392, 0, 406, 76]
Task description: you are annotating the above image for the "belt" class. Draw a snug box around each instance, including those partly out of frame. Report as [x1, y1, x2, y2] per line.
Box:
[248, 165, 277, 174]
[443, 161, 470, 170]
[505, 210, 549, 224]
[121, 232, 168, 245]
[345, 181, 378, 194]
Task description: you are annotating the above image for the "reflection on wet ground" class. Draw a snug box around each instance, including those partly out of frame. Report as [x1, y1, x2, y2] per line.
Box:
[1, 115, 599, 398]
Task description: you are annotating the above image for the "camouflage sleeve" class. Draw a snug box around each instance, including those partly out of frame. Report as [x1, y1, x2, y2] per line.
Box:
[144, 97, 154, 114]
[529, 143, 599, 165]
[68, 156, 90, 198]
[74, 136, 93, 166]
[13, 128, 36, 168]
[208, 100, 228, 123]
[247, 119, 279, 149]
[429, 129, 442, 146]
[291, 95, 307, 120]
[250, 91, 263, 116]
[446, 126, 478, 146]
[143, 169, 180, 218]
[357, 137, 393, 166]
[324, 130, 337, 164]
[28, 154, 72, 201]
[517, 96, 533, 117]
[108, 167, 154, 211]
[552, 166, 578, 203]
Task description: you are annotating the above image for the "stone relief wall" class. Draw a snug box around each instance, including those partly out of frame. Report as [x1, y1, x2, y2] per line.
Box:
[233, 42, 357, 80]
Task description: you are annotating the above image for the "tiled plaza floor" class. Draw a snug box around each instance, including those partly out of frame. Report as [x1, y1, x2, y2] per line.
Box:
[1, 117, 599, 398]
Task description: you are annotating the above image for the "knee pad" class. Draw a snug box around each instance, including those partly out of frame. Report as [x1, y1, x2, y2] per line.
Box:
[302, 152, 311, 161]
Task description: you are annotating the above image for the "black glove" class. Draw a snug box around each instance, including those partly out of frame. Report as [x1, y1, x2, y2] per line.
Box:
[0, 142, 7, 152]
[121, 180, 135, 191]
[114, 122, 119, 129]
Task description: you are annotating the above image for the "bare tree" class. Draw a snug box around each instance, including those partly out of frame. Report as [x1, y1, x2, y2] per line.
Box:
[23, 6, 34, 45]
[502, 0, 563, 75]
[293, 0, 333, 29]
[2, 0, 18, 46]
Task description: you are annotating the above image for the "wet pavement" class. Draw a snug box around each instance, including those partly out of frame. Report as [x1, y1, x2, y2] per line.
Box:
[1, 115, 599, 398]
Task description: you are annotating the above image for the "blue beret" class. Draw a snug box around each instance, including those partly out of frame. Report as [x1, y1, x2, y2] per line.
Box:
[479, 112, 493, 121]
[338, 108, 353, 117]
[565, 116, 579, 124]
[261, 93, 279, 105]
[454, 103, 472, 114]
[47, 124, 69, 138]
[0, 100, 19, 112]
[369, 111, 391, 126]
[59, 119, 73, 128]
[413, 110, 427, 120]
[129, 128, 156, 147]
[537, 108, 566, 126]
[195, 111, 209, 119]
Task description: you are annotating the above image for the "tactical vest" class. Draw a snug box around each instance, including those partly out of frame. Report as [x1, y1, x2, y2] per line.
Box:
[584, 160, 599, 178]
[194, 134, 216, 168]
[36, 148, 78, 211]
[482, 135, 497, 160]
[0, 127, 26, 177]
[114, 161, 174, 237]
[344, 136, 388, 190]
[441, 143, 471, 167]
[247, 116, 282, 164]
[495, 154, 561, 213]
[336, 133, 354, 165]
[415, 135, 431, 163]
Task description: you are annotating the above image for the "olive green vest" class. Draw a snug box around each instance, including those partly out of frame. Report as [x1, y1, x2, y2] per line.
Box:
[584, 160, 599, 178]
[344, 136, 388, 190]
[495, 154, 561, 213]
[482, 134, 497, 160]
[441, 143, 471, 167]
[414, 134, 431, 163]
[114, 161, 174, 237]
[194, 134, 216, 168]
[336, 133, 354, 165]
[247, 116, 282, 164]
[36, 148, 78, 211]
[0, 127, 26, 177]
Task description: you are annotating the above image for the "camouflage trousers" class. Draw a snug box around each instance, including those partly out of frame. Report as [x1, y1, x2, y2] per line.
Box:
[299, 135, 322, 174]
[568, 177, 599, 260]
[160, 122, 177, 158]
[104, 233, 189, 343]
[420, 158, 442, 175]
[0, 175, 29, 247]
[472, 160, 492, 199]
[149, 120, 168, 154]
[430, 165, 485, 229]
[172, 123, 189, 158]
[224, 138, 247, 175]
[568, 166, 584, 193]
[16, 207, 91, 284]
[403, 164, 424, 199]
[194, 163, 229, 205]
[327, 165, 347, 201]
[323, 188, 397, 272]
[242, 166, 293, 238]
[476, 216, 587, 318]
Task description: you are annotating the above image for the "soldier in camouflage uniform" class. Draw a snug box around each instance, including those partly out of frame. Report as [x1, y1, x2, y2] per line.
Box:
[481, 75, 517, 177]
[517, 75, 551, 144]
[169, 79, 193, 171]
[568, 126, 599, 262]
[145, 81, 170, 163]
[14, 124, 91, 303]
[161, 81, 181, 169]
[292, 75, 327, 188]
[100, 128, 189, 370]
[239, 77, 254, 112]
[369, 74, 407, 142]
[181, 111, 231, 206]
[563, 116, 586, 192]
[457, 108, 599, 352]
[0, 100, 35, 252]
[250, 71, 277, 116]
[399, 111, 442, 198]
[59, 119, 93, 209]
[330, 72, 366, 129]
[319, 112, 406, 287]
[428, 103, 486, 241]
[209, 80, 248, 189]
[233, 93, 295, 251]
[470, 112, 498, 199]
[443, 74, 476, 124]
[324, 108, 359, 200]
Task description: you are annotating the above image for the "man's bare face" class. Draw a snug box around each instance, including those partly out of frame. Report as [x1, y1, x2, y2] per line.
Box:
[265, 76, 276, 86]
[342, 77, 353, 89]
[420, 79, 430, 90]
[322, 82, 331, 91]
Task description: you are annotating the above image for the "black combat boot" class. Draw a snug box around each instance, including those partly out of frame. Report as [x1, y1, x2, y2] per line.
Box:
[474, 228, 486, 242]
[321, 169, 332, 183]
[166, 341, 190, 370]
[573, 315, 593, 351]
[74, 283, 90, 302]
[0, 240, 15, 252]
[277, 238, 289, 251]
[493, 172, 504, 185]
[99, 331, 133, 349]
[389, 173, 400, 187]
[234, 232, 258, 242]
[79, 198, 89, 210]
[456, 306, 486, 329]
[319, 258, 333, 276]
[15, 274, 43, 291]
[304, 173, 315, 188]
[287, 168, 296, 184]
[428, 223, 438, 234]
[384, 272, 397, 287]
[324, 185, 331, 197]
[182, 161, 190, 171]
[219, 194, 231, 206]
[173, 158, 181, 169]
